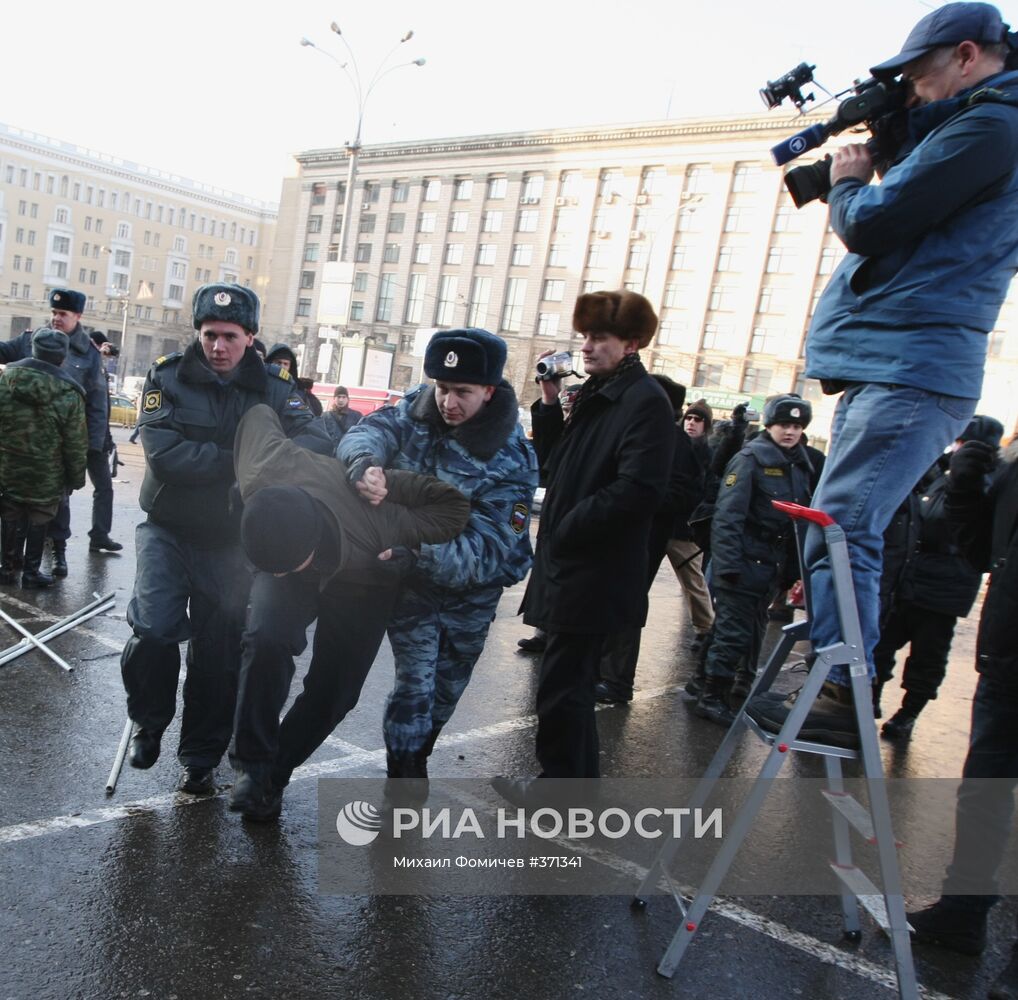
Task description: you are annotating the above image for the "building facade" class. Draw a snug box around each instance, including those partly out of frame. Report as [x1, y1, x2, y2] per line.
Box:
[265, 113, 1018, 440]
[0, 122, 277, 381]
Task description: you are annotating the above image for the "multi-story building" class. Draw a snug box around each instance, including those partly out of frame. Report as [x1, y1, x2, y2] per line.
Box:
[0, 122, 278, 380]
[266, 113, 1018, 441]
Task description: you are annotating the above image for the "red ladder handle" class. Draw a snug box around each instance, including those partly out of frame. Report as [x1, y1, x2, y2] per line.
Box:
[770, 500, 836, 527]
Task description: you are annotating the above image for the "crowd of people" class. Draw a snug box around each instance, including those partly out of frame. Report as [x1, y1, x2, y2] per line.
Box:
[1, 4, 1017, 995]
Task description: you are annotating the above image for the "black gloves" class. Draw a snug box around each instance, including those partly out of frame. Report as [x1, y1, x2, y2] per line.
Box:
[731, 403, 748, 427]
[949, 440, 996, 492]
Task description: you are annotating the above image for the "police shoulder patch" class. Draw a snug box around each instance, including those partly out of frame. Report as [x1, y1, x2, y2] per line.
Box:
[763, 467, 785, 477]
[285, 394, 308, 410]
[153, 352, 182, 369]
[510, 502, 528, 534]
[724, 472, 737, 487]
[142, 390, 162, 413]
[269, 365, 292, 382]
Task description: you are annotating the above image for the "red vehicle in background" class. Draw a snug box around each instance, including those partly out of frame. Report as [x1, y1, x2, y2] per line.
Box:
[306, 383, 404, 417]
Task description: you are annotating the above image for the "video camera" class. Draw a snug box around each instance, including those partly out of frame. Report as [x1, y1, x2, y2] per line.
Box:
[535, 352, 579, 383]
[761, 62, 908, 207]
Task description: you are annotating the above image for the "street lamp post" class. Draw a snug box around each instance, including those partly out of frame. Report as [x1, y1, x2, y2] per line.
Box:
[300, 26, 424, 381]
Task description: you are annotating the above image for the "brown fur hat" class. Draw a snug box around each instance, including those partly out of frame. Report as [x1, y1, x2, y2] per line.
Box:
[572, 290, 658, 349]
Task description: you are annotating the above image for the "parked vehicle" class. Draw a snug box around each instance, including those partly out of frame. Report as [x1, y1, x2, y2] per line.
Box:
[109, 393, 138, 428]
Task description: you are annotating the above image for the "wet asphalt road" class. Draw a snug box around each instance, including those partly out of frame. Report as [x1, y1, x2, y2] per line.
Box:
[1, 427, 1015, 1000]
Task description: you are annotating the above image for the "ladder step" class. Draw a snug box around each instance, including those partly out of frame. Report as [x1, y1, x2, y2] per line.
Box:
[821, 790, 904, 847]
[822, 789, 875, 840]
[829, 863, 913, 936]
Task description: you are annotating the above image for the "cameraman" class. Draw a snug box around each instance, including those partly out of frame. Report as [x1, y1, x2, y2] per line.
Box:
[749, 2, 1018, 747]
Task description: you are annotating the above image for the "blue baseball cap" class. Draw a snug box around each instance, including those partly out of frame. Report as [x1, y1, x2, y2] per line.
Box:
[871, 2, 1009, 77]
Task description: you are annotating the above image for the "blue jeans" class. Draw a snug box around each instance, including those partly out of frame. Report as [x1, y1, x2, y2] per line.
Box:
[804, 383, 975, 684]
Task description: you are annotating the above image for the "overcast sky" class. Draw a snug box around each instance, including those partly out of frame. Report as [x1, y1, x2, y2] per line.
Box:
[3, 0, 938, 203]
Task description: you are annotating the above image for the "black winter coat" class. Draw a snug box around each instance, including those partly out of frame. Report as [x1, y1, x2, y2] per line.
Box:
[522, 362, 675, 634]
[710, 434, 813, 595]
[947, 454, 1018, 691]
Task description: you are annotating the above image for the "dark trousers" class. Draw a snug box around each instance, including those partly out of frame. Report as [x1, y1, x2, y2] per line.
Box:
[86, 447, 114, 540]
[230, 572, 399, 787]
[536, 631, 603, 779]
[120, 521, 251, 768]
[704, 583, 770, 681]
[943, 675, 1018, 907]
[598, 628, 642, 697]
[47, 496, 71, 544]
[873, 601, 957, 700]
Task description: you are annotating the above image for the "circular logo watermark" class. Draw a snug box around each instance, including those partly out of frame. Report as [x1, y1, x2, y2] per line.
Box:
[336, 800, 382, 846]
[789, 136, 807, 154]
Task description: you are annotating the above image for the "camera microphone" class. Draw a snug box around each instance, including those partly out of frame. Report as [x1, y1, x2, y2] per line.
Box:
[770, 122, 830, 166]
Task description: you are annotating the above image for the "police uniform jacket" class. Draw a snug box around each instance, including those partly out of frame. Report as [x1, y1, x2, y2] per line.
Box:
[0, 325, 107, 450]
[338, 381, 537, 594]
[137, 342, 327, 545]
[710, 433, 813, 595]
[522, 361, 675, 634]
[234, 404, 470, 587]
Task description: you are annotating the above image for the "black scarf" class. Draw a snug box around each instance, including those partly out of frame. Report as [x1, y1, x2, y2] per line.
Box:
[567, 352, 642, 424]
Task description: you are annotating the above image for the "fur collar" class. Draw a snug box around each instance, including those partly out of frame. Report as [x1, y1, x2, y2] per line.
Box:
[409, 381, 520, 460]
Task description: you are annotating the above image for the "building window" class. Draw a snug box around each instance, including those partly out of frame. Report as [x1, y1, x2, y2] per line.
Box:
[303, 243, 319, 262]
[307, 215, 322, 233]
[702, 323, 734, 351]
[640, 166, 666, 195]
[449, 211, 468, 233]
[114, 249, 131, 268]
[435, 275, 458, 326]
[296, 298, 312, 317]
[476, 243, 496, 266]
[587, 244, 604, 268]
[167, 284, 185, 301]
[773, 204, 800, 233]
[627, 244, 646, 270]
[545, 244, 567, 267]
[553, 208, 576, 234]
[388, 213, 406, 234]
[350, 301, 364, 321]
[383, 243, 400, 264]
[482, 211, 503, 233]
[466, 275, 491, 328]
[662, 283, 687, 308]
[359, 214, 376, 234]
[300, 271, 315, 289]
[116, 222, 129, 239]
[517, 209, 539, 233]
[52, 236, 71, 255]
[598, 168, 623, 200]
[375, 274, 396, 322]
[537, 312, 560, 336]
[685, 164, 714, 194]
[413, 243, 432, 265]
[444, 243, 463, 265]
[311, 182, 327, 206]
[486, 175, 507, 199]
[454, 177, 473, 200]
[362, 181, 380, 204]
[716, 246, 744, 272]
[501, 277, 527, 332]
[405, 273, 427, 324]
[766, 246, 797, 273]
[355, 243, 372, 263]
[582, 279, 606, 294]
[750, 327, 785, 354]
[741, 365, 774, 393]
[353, 272, 369, 292]
[55, 208, 69, 225]
[422, 178, 441, 202]
[542, 279, 565, 302]
[333, 214, 345, 234]
[520, 173, 544, 203]
[758, 286, 788, 314]
[392, 179, 410, 203]
[724, 206, 753, 233]
[418, 212, 436, 233]
[695, 361, 725, 387]
[818, 246, 844, 275]
[511, 244, 533, 267]
[731, 163, 761, 193]
[709, 284, 736, 311]
[658, 318, 688, 346]
[327, 244, 339, 262]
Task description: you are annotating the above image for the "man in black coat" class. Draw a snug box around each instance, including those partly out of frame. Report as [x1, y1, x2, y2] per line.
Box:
[493, 290, 675, 795]
[906, 438, 1018, 998]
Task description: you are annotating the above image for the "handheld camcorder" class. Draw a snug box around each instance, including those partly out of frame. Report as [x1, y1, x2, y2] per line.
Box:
[535, 351, 577, 383]
[761, 62, 908, 208]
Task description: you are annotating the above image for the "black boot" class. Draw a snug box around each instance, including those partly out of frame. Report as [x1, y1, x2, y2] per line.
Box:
[0, 519, 22, 584]
[729, 669, 755, 705]
[881, 691, 927, 741]
[747, 679, 859, 749]
[872, 680, 885, 720]
[695, 676, 736, 727]
[50, 539, 68, 578]
[21, 525, 54, 588]
[385, 748, 430, 803]
[907, 897, 989, 956]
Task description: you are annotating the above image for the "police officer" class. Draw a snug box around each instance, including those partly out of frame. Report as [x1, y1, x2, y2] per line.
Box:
[0, 289, 107, 577]
[696, 394, 814, 726]
[121, 283, 328, 794]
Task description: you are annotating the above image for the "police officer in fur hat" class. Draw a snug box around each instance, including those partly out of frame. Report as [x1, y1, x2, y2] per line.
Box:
[492, 290, 676, 800]
[119, 283, 331, 795]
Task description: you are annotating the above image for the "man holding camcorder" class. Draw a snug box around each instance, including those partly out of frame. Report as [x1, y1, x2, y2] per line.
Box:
[749, 1, 1018, 747]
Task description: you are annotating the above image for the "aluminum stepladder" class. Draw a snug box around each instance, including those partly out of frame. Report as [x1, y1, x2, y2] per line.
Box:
[634, 500, 918, 1000]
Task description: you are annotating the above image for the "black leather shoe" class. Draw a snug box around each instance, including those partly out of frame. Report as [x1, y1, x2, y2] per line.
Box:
[680, 675, 705, 703]
[594, 682, 632, 705]
[694, 692, 736, 727]
[89, 536, 124, 553]
[50, 546, 68, 578]
[881, 709, 917, 741]
[229, 771, 267, 812]
[178, 766, 215, 795]
[908, 899, 988, 956]
[241, 786, 283, 823]
[517, 634, 547, 653]
[21, 568, 54, 589]
[127, 729, 162, 769]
